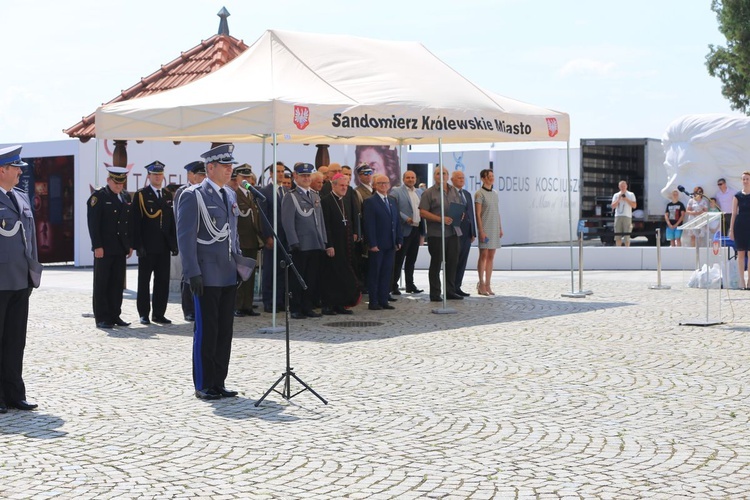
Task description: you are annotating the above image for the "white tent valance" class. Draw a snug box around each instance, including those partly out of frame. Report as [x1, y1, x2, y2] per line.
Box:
[95, 29, 569, 145]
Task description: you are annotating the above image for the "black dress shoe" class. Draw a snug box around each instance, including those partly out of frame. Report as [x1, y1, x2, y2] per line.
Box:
[152, 316, 172, 324]
[184, 314, 195, 322]
[391, 289, 402, 295]
[429, 296, 442, 302]
[304, 310, 322, 318]
[406, 286, 424, 293]
[243, 308, 260, 317]
[0, 402, 7, 414]
[216, 387, 238, 398]
[96, 321, 114, 329]
[368, 304, 383, 310]
[291, 312, 306, 319]
[455, 289, 470, 297]
[195, 389, 221, 400]
[388, 296, 397, 302]
[446, 293, 464, 300]
[381, 304, 395, 310]
[139, 316, 151, 325]
[334, 306, 353, 315]
[113, 318, 130, 327]
[321, 307, 337, 315]
[12, 400, 38, 411]
[234, 309, 246, 317]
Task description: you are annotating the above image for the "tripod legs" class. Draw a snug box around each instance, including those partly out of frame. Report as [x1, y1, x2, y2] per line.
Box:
[255, 368, 328, 406]
[254, 261, 327, 407]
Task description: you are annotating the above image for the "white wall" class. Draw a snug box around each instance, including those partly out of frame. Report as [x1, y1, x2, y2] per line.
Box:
[409, 147, 580, 245]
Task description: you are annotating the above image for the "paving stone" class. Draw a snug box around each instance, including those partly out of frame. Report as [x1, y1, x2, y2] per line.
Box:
[3, 268, 750, 498]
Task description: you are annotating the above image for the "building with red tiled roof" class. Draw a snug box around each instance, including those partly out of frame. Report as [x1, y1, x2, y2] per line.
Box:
[64, 7, 248, 142]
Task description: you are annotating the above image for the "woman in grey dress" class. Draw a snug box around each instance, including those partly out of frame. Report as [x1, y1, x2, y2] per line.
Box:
[474, 169, 503, 295]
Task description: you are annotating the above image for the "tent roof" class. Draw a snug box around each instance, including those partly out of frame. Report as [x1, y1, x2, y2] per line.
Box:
[96, 29, 569, 145]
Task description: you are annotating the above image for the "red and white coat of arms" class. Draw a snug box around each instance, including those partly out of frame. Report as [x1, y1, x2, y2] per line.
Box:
[546, 117, 558, 138]
[294, 105, 310, 130]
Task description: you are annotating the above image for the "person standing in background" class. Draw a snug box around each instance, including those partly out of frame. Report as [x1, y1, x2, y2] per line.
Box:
[715, 178, 735, 235]
[729, 172, 750, 289]
[87, 166, 134, 329]
[475, 169, 502, 296]
[451, 170, 476, 297]
[363, 175, 402, 310]
[610, 180, 636, 247]
[664, 189, 685, 247]
[0, 145, 42, 413]
[419, 166, 463, 302]
[233, 164, 262, 317]
[132, 161, 178, 325]
[390, 170, 423, 294]
[174, 160, 206, 322]
[281, 163, 327, 319]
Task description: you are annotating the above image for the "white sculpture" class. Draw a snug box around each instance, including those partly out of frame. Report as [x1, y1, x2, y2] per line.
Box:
[661, 113, 750, 199]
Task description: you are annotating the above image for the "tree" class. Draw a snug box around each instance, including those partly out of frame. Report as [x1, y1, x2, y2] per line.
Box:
[706, 0, 750, 114]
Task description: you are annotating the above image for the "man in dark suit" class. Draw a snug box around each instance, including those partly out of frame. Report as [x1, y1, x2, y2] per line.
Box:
[389, 170, 424, 295]
[132, 161, 178, 325]
[281, 163, 327, 319]
[177, 144, 243, 401]
[363, 174, 403, 310]
[87, 166, 134, 329]
[173, 160, 206, 321]
[0, 146, 42, 413]
[260, 161, 288, 314]
[452, 170, 477, 296]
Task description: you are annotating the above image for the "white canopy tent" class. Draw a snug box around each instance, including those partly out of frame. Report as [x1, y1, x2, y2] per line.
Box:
[95, 29, 576, 317]
[95, 29, 569, 145]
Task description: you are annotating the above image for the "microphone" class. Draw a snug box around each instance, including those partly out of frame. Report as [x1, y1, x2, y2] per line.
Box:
[241, 180, 267, 202]
[677, 185, 694, 197]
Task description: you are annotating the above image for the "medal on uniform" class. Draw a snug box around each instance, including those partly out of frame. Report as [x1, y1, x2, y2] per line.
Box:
[212, 217, 217, 226]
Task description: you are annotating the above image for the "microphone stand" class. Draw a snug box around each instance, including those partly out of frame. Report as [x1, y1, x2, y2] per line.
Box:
[252, 186, 328, 407]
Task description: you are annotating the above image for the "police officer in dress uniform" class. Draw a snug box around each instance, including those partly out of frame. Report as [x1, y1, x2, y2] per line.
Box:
[174, 160, 206, 321]
[281, 162, 327, 319]
[177, 144, 243, 401]
[132, 161, 178, 325]
[233, 164, 262, 317]
[0, 145, 41, 413]
[87, 166, 134, 329]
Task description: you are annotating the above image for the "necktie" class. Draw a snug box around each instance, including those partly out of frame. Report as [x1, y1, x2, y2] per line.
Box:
[156, 189, 161, 199]
[6, 190, 19, 212]
[219, 188, 228, 209]
[383, 196, 390, 213]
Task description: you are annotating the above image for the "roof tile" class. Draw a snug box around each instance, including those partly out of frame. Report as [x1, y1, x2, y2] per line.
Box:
[64, 33, 248, 140]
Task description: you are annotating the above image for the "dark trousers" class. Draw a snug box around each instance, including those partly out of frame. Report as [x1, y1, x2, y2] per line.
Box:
[136, 252, 171, 318]
[370, 247, 395, 306]
[93, 254, 126, 323]
[193, 285, 236, 391]
[290, 249, 323, 313]
[261, 246, 285, 309]
[427, 235, 458, 297]
[236, 247, 259, 311]
[180, 280, 194, 317]
[455, 234, 472, 291]
[0, 288, 29, 403]
[392, 228, 420, 290]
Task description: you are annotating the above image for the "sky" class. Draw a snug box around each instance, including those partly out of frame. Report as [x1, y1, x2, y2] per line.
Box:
[0, 0, 742, 147]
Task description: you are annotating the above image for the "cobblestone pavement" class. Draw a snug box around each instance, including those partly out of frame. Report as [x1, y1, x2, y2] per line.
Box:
[2, 267, 750, 499]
